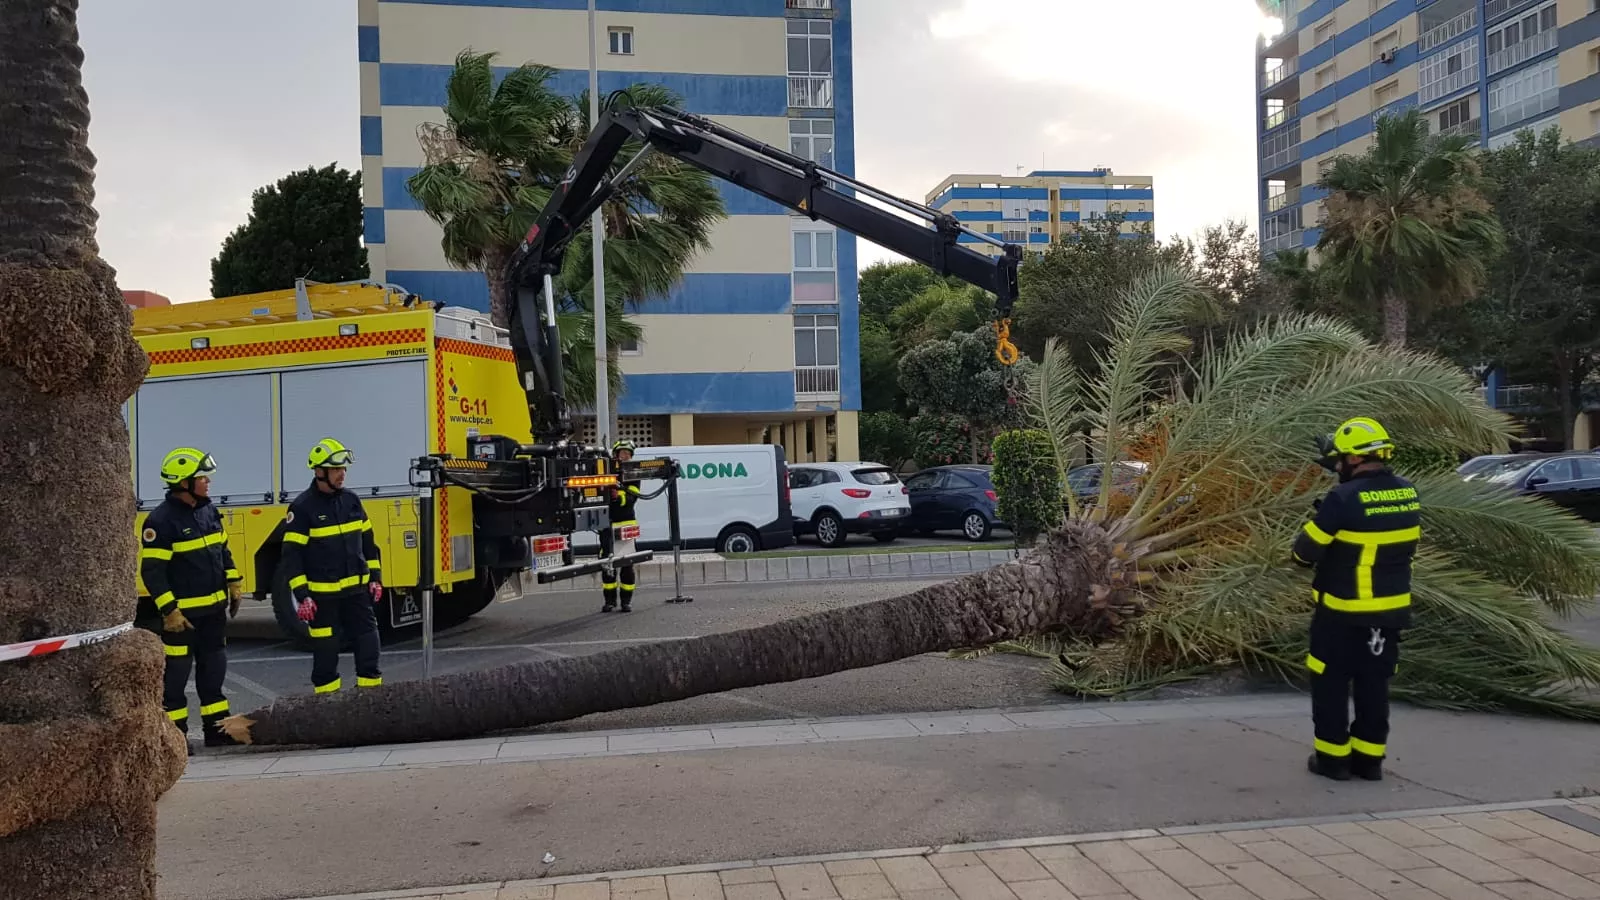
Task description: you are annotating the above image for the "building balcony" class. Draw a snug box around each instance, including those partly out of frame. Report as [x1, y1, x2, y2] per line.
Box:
[788, 75, 833, 109]
[1490, 87, 1560, 132]
[1262, 229, 1305, 255]
[1488, 29, 1557, 76]
[1438, 117, 1481, 139]
[795, 366, 841, 400]
[1419, 8, 1476, 53]
[786, 0, 832, 7]
[1263, 59, 1297, 90]
[1419, 61, 1479, 105]
[1265, 185, 1301, 212]
[1485, 0, 1538, 22]
[1264, 101, 1299, 131]
[1261, 121, 1301, 173]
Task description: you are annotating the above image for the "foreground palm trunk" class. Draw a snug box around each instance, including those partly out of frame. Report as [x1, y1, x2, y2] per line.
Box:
[0, 3, 187, 897]
[226, 527, 1130, 746]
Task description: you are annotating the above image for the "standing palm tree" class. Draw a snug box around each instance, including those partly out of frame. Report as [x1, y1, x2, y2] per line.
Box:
[1317, 107, 1503, 347]
[224, 266, 1600, 747]
[0, 3, 187, 896]
[406, 51, 724, 401]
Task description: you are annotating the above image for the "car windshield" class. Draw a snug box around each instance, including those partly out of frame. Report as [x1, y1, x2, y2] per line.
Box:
[1482, 457, 1545, 485]
[852, 468, 898, 485]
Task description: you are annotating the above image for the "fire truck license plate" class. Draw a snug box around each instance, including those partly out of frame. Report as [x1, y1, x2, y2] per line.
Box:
[534, 551, 566, 571]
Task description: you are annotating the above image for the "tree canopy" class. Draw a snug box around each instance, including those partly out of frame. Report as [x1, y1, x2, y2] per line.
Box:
[210, 164, 369, 298]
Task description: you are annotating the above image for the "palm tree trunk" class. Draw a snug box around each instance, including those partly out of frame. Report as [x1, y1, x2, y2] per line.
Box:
[225, 526, 1130, 746]
[0, 4, 186, 896]
[486, 246, 513, 328]
[1380, 289, 1408, 347]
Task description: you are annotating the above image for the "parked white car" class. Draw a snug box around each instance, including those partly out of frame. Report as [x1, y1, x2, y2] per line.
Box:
[788, 461, 910, 547]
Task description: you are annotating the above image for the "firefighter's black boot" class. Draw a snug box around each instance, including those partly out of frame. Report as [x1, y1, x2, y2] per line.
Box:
[601, 579, 617, 612]
[1348, 754, 1383, 781]
[1307, 752, 1351, 781]
[203, 721, 240, 747]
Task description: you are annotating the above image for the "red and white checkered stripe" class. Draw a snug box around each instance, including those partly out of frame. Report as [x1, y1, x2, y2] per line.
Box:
[0, 622, 134, 663]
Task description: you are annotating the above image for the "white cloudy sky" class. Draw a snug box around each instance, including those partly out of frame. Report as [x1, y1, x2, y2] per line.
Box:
[79, 0, 1268, 302]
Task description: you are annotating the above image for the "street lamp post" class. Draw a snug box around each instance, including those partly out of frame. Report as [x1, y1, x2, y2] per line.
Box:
[588, 0, 610, 449]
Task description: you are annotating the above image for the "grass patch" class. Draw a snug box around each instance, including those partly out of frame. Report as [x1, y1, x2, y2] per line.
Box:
[727, 542, 1000, 559]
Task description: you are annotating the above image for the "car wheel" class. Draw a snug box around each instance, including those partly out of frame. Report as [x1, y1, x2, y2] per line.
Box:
[718, 525, 761, 555]
[814, 511, 847, 548]
[872, 532, 898, 544]
[962, 511, 992, 542]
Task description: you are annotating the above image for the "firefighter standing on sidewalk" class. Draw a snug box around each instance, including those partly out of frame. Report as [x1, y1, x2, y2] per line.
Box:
[141, 447, 244, 748]
[281, 438, 385, 693]
[1292, 417, 1418, 783]
[600, 439, 643, 613]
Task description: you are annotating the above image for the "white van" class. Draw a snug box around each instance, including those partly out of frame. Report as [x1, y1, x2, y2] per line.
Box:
[572, 444, 794, 555]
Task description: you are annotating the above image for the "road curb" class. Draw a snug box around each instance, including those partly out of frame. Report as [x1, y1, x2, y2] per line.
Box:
[285, 797, 1600, 900]
[528, 548, 1018, 594]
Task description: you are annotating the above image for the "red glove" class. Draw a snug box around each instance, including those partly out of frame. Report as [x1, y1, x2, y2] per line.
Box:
[295, 598, 317, 622]
[369, 582, 383, 603]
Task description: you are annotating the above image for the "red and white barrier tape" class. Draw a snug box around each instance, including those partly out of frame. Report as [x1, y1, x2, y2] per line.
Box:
[0, 622, 135, 663]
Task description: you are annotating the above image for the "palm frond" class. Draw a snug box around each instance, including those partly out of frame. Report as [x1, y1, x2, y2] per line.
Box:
[1027, 337, 1085, 516]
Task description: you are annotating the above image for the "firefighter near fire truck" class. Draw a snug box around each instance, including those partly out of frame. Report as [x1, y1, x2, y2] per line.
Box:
[1292, 417, 1418, 783]
[140, 447, 243, 748]
[601, 439, 642, 612]
[282, 438, 386, 693]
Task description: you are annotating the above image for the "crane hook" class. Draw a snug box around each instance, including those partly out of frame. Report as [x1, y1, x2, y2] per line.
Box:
[993, 318, 1020, 366]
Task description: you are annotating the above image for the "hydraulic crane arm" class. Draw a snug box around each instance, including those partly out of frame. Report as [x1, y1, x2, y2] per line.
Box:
[505, 101, 1023, 441]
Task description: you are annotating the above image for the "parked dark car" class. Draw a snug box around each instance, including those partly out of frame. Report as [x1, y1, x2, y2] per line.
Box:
[900, 465, 1006, 542]
[1065, 461, 1149, 502]
[1473, 452, 1600, 521]
[1457, 452, 1538, 479]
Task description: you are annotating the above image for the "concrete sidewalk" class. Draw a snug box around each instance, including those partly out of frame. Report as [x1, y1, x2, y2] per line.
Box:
[287, 799, 1600, 900]
[157, 696, 1600, 900]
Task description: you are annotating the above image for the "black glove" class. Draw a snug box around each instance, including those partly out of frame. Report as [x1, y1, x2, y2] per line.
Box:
[1313, 434, 1339, 473]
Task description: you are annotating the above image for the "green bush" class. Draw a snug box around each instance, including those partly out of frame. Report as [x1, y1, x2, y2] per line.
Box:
[911, 413, 975, 468]
[1391, 444, 1459, 476]
[860, 412, 914, 471]
[991, 429, 1063, 544]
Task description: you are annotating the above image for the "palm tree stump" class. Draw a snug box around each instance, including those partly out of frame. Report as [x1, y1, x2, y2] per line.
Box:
[0, 3, 187, 897]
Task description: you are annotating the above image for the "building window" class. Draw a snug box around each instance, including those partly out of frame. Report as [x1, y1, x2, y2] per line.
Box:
[1372, 29, 1400, 60]
[787, 20, 833, 108]
[1487, 2, 1559, 75]
[1315, 64, 1337, 90]
[1420, 35, 1478, 104]
[794, 314, 839, 368]
[1373, 80, 1399, 107]
[618, 335, 641, 355]
[788, 118, 835, 168]
[1316, 110, 1338, 135]
[1488, 57, 1559, 131]
[1314, 20, 1335, 44]
[607, 26, 633, 55]
[1435, 96, 1474, 135]
[792, 226, 836, 303]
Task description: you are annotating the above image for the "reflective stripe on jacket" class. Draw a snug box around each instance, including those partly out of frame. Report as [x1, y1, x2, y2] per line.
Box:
[1291, 466, 1419, 629]
[141, 494, 241, 616]
[281, 482, 382, 601]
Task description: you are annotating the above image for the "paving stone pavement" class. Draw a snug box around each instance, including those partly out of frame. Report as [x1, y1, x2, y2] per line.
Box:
[526, 549, 1018, 593]
[292, 798, 1600, 900]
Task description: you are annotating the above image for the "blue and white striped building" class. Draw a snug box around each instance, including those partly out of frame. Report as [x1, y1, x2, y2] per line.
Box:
[357, 0, 860, 460]
[925, 170, 1157, 256]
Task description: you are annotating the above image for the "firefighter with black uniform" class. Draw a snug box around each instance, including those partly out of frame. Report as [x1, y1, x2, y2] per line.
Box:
[601, 439, 643, 613]
[1292, 417, 1419, 782]
[281, 438, 385, 693]
[140, 447, 244, 749]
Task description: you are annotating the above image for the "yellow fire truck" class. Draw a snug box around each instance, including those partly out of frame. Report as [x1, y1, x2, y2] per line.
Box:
[127, 279, 566, 641]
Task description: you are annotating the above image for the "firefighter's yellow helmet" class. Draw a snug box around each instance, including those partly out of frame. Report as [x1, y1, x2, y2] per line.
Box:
[160, 447, 218, 485]
[307, 437, 355, 469]
[1331, 417, 1395, 459]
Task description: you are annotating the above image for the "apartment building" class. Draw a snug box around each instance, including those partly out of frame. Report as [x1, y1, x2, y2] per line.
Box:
[1256, 0, 1600, 257]
[925, 170, 1157, 256]
[357, 0, 860, 462]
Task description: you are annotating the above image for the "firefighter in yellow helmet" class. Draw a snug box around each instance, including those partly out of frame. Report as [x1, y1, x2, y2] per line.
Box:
[601, 439, 643, 613]
[1292, 417, 1418, 782]
[140, 447, 243, 749]
[280, 438, 385, 694]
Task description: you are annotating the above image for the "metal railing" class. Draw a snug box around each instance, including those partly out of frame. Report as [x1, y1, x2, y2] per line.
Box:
[1486, 0, 1537, 22]
[795, 366, 840, 396]
[1264, 101, 1299, 130]
[1419, 8, 1476, 53]
[1263, 59, 1297, 89]
[1261, 121, 1301, 173]
[1439, 117, 1480, 139]
[788, 75, 833, 109]
[786, 0, 832, 7]
[1419, 59, 1478, 105]
[1488, 29, 1557, 76]
[1266, 186, 1301, 212]
[1262, 229, 1306, 255]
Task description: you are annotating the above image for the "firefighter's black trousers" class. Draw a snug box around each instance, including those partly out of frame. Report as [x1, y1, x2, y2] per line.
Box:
[307, 589, 382, 692]
[598, 525, 636, 607]
[1307, 612, 1400, 764]
[160, 610, 229, 736]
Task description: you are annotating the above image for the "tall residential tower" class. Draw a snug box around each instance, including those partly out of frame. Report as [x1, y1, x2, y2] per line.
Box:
[1256, 0, 1600, 257]
[358, 0, 860, 460]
